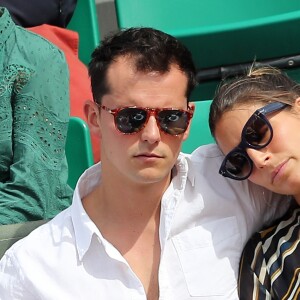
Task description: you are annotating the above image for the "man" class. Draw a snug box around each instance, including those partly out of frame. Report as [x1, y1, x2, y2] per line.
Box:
[0, 27, 287, 299]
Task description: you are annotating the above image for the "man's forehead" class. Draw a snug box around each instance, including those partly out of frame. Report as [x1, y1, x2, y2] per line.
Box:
[109, 54, 182, 74]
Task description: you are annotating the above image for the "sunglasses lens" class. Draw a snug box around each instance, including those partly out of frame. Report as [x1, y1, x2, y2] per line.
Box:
[244, 115, 271, 147]
[157, 110, 189, 135]
[223, 151, 252, 179]
[115, 108, 147, 133]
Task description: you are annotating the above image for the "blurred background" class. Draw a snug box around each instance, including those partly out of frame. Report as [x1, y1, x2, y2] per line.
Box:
[95, 0, 118, 37]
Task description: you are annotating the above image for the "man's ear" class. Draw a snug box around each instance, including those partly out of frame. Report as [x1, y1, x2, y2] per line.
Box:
[294, 97, 300, 113]
[84, 100, 102, 137]
[182, 102, 195, 141]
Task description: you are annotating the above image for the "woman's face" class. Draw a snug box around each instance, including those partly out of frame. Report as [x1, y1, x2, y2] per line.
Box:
[215, 99, 300, 202]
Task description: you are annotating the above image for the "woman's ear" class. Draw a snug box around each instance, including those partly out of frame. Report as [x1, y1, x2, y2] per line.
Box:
[84, 100, 102, 137]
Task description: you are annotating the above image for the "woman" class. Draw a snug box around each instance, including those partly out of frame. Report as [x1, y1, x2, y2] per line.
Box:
[209, 66, 300, 299]
[0, 7, 73, 224]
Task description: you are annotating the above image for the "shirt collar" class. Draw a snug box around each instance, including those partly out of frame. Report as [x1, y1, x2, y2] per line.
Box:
[0, 8, 16, 46]
[70, 154, 193, 261]
[180, 152, 196, 187]
[71, 163, 103, 261]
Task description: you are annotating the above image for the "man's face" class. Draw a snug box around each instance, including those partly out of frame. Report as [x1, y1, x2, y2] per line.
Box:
[97, 57, 192, 186]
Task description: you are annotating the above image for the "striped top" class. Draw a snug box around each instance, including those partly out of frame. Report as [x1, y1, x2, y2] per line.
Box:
[238, 206, 300, 299]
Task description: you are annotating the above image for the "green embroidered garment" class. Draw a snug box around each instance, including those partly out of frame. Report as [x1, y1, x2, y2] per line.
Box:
[0, 8, 73, 224]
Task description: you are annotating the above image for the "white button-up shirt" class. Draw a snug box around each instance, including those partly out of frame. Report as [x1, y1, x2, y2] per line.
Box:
[0, 145, 287, 299]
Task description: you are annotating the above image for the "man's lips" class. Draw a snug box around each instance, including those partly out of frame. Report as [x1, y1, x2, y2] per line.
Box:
[134, 153, 163, 158]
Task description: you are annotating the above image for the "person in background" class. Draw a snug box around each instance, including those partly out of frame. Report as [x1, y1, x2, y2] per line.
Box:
[0, 7, 72, 224]
[28, 25, 100, 162]
[0, 0, 101, 162]
[0, 0, 77, 28]
[0, 28, 288, 299]
[209, 66, 300, 299]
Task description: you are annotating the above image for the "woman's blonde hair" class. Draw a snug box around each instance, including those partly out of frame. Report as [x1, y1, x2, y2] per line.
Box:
[209, 66, 300, 136]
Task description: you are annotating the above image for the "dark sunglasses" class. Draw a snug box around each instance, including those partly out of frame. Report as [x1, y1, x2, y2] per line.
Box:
[101, 105, 194, 135]
[219, 101, 289, 180]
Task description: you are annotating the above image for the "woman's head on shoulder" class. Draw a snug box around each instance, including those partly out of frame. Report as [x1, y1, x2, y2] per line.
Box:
[209, 66, 300, 202]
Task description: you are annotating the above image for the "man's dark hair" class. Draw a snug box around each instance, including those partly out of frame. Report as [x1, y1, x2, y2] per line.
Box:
[89, 27, 197, 104]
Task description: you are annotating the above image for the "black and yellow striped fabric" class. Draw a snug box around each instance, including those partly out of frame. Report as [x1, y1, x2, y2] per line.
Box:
[238, 207, 300, 300]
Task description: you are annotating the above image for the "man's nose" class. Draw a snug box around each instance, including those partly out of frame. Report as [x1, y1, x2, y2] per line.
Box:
[140, 115, 161, 144]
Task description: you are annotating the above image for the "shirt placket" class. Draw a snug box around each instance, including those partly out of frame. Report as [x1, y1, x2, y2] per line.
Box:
[100, 236, 148, 299]
[158, 158, 188, 299]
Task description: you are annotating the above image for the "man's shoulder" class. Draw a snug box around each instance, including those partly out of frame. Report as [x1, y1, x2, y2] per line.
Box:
[182, 144, 228, 181]
[191, 144, 223, 159]
[181, 144, 281, 221]
[180, 144, 224, 171]
[4, 208, 72, 261]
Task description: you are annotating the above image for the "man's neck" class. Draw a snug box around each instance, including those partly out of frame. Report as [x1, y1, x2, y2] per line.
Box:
[83, 173, 169, 226]
[82, 172, 164, 300]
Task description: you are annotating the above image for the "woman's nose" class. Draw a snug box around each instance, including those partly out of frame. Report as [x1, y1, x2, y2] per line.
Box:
[246, 148, 271, 169]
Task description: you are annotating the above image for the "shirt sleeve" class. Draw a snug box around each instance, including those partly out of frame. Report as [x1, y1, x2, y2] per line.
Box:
[238, 234, 272, 299]
[0, 252, 36, 299]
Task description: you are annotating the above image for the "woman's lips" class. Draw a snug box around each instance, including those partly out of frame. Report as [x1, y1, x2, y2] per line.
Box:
[271, 159, 289, 183]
